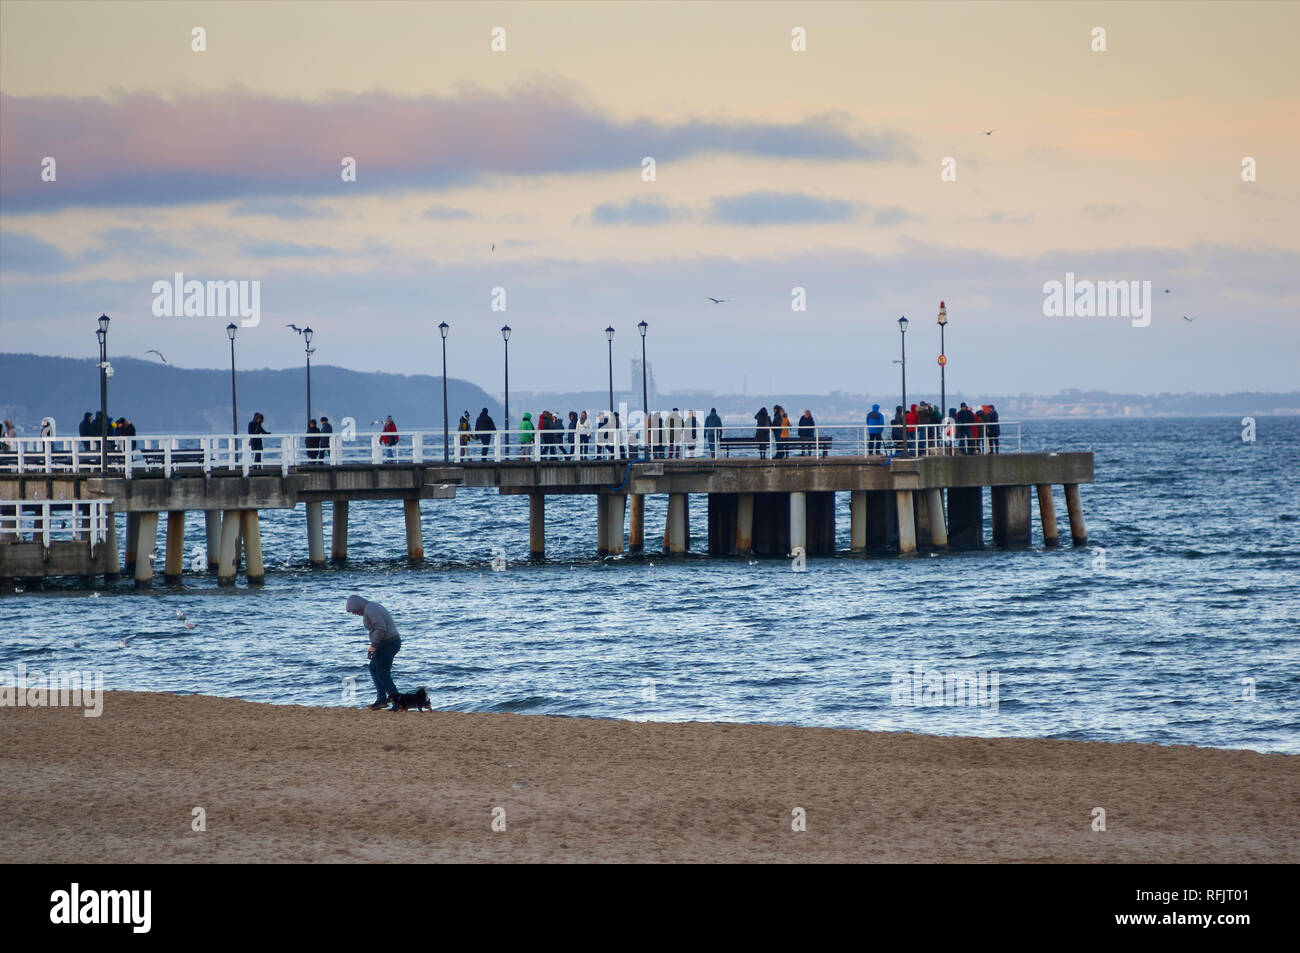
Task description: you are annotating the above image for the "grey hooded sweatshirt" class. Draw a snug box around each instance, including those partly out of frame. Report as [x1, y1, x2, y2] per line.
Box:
[346, 595, 400, 647]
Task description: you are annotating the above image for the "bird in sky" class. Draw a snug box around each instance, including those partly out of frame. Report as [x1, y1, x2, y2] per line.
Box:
[286, 323, 305, 333]
[706, 297, 730, 304]
[490, 242, 495, 251]
[146, 349, 167, 363]
[1183, 315, 1196, 322]
[1164, 289, 1171, 294]
[983, 129, 996, 135]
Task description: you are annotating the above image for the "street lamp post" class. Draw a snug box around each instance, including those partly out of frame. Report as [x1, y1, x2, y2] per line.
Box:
[96, 314, 110, 470]
[606, 326, 616, 458]
[304, 326, 314, 423]
[501, 325, 511, 454]
[898, 315, 909, 430]
[226, 323, 239, 438]
[936, 302, 947, 416]
[637, 320, 648, 423]
[439, 321, 449, 462]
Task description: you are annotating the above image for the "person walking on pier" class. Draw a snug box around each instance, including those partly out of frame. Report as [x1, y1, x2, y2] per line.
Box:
[346, 594, 403, 710]
[705, 408, 722, 457]
[474, 408, 496, 459]
[866, 404, 884, 455]
[457, 411, 472, 458]
[319, 416, 333, 462]
[247, 413, 270, 465]
[567, 411, 578, 459]
[576, 410, 591, 459]
[956, 403, 975, 454]
[519, 412, 534, 458]
[306, 418, 321, 462]
[987, 404, 1000, 454]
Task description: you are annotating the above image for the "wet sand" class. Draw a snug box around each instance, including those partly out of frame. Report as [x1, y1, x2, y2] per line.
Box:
[2, 691, 1296, 863]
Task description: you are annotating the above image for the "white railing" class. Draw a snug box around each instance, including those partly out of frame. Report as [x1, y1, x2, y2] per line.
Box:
[0, 420, 1022, 475]
[0, 499, 111, 546]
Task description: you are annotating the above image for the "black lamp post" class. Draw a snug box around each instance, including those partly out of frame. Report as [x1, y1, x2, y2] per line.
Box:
[936, 302, 947, 416]
[226, 322, 238, 438]
[898, 315, 909, 421]
[304, 326, 314, 423]
[637, 320, 648, 422]
[96, 314, 110, 470]
[439, 321, 449, 462]
[605, 326, 615, 421]
[501, 325, 511, 453]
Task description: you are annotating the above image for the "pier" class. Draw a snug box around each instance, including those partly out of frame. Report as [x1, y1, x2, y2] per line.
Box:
[0, 424, 1092, 590]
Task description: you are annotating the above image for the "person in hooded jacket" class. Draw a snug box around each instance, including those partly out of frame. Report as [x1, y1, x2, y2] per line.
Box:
[519, 412, 535, 456]
[956, 403, 975, 454]
[866, 404, 885, 454]
[576, 411, 591, 459]
[754, 406, 771, 459]
[346, 594, 403, 710]
[905, 404, 920, 455]
[987, 405, 1000, 454]
[474, 408, 496, 459]
[797, 410, 815, 456]
[704, 408, 722, 457]
[890, 406, 905, 451]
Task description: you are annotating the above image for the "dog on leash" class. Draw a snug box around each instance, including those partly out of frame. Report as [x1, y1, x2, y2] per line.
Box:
[388, 687, 431, 712]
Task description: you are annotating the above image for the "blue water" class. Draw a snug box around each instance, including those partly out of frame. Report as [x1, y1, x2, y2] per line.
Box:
[3, 417, 1297, 753]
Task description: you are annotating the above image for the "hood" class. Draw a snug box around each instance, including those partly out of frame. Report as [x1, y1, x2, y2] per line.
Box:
[871, 404, 879, 412]
[522, 412, 532, 420]
[346, 595, 367, 613]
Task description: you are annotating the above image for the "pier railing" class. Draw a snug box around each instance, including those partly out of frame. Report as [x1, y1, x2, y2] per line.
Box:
[0, 499, 111, 546]
[0, 421, 1021, 476]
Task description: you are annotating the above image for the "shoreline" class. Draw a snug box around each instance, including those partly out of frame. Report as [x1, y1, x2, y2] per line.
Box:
[3, 691, 1297, 863]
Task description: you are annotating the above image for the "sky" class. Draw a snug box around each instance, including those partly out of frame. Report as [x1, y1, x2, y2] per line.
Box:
[1, 0, 1297, 399]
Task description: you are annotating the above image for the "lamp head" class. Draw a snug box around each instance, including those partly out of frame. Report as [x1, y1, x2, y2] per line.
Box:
[501, 324, 511, 342]
[303, 326, 313, 346]
[97, 314, 110, 334]
[226, 322, 238, 341]
[898, 315, 909, 333]
[605, 326, 615, 342]
[937, 301, 947, 326]
[637, 320, 648, 338]
[438, 321, 449, 339]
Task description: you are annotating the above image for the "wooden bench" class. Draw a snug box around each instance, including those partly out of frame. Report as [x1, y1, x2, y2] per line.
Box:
[717, 436, 832, 458]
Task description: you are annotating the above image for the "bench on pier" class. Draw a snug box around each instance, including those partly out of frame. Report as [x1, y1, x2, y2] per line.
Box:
[717, 436, 831, 458]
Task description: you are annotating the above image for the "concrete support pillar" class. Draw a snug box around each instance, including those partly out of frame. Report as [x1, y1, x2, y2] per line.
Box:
[629, 493, 645, 554]
[306, 500, 326, 566]
[850, 491, 867, 553]
[664, 493, 688, 555]
[104, 505, 121, 581]
[605, 493, 626, 555]
[164, 510, 186, 585]
[217, 509, 241, 586]
[789, 491, 807, 555]
[914, 490, 932, 549]
[596, 495, 610, 555]
[896, 490, 917, 555]
[124, 512, 140, 574]
[1064, 484, 1087, 546]
[133, 511, 159, 588]
[805, 491, 835, 555]
[403, 499, 424, 561]
[241, 510, 265, 585]
[331, 500, 349, 562]
[992, 485, 1032, 549]
[866, 491, 897, 552]
[529, 493, 545, 559]
[1036, 484, 1060, 547]
[707, 493, 737, 556]
[204, 510, 221, 571]
[736, 493, 755, 554]
[926, 488, 948, 549]
[947, 486, 984, 551]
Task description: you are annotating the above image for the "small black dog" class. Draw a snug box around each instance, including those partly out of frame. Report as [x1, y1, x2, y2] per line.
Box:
[388, 687, 431, 712]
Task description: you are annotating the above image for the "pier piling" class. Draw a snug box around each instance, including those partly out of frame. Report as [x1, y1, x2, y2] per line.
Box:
[947, 486, 984, 551]
[164, 510, 185, 585]
[1064, 483, 1087, 546]
[204, 511, 221, 571]
[133, 512, 159, 589]
[926, 488, 948, 549]
[736, 493, 754, 554]
[241, 510, 265, 586]
[992, 485, 1032, 548]
[896, 490, 917, 555]
[217, 509, 241, 586]
[1036, 484, 1060, 547]
[306, 501, 326, 566]
[104, 505, 120, 582]
[789, 491, 807, 555]
[529, 493, 545, 559]
[664, 492, 688, 554]
[850, 491, 867, 553]
[403, 499, 423, 562]
[124, 512, 140, 574]
[629, 493, 644, 554]
[331, 500, 349, 562]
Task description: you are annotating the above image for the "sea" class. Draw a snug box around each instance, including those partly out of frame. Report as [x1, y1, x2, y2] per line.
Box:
[3, 417, 1297, 754]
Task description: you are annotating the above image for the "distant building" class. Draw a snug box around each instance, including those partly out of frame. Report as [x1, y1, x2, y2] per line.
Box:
[630, 359, 657, 406]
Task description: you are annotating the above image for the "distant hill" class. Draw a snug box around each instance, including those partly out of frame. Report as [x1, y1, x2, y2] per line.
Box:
[0, 353, 501, 435]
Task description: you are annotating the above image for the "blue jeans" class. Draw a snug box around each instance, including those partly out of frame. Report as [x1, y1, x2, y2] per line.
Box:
[369, 638, 401, 702]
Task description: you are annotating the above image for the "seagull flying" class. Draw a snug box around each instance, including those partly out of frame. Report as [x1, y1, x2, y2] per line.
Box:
[706, 297, 730, 304]
[1183, 315, 1196, 322]
[490, 242, 495, 251]
[146, 349, 167, 363]
[286, 324, 305, 334]
[983, 129, 996, 136]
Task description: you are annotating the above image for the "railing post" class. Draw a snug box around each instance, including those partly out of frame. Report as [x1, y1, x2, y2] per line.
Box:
[494, 431, 502, 462]
[16, 440, 24, 474]
[371, 434, 381, 465]
[281, 436, 290, 476]
[413, 432, 423, 464]
[241, 437, 251, 477]
[42, 501, 50, 548]
[124, 438, 134, 479]
[164, 440, 173, 477]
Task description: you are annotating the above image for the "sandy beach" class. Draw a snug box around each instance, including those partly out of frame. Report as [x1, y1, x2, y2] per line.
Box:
[2, 691, 1296, 863]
